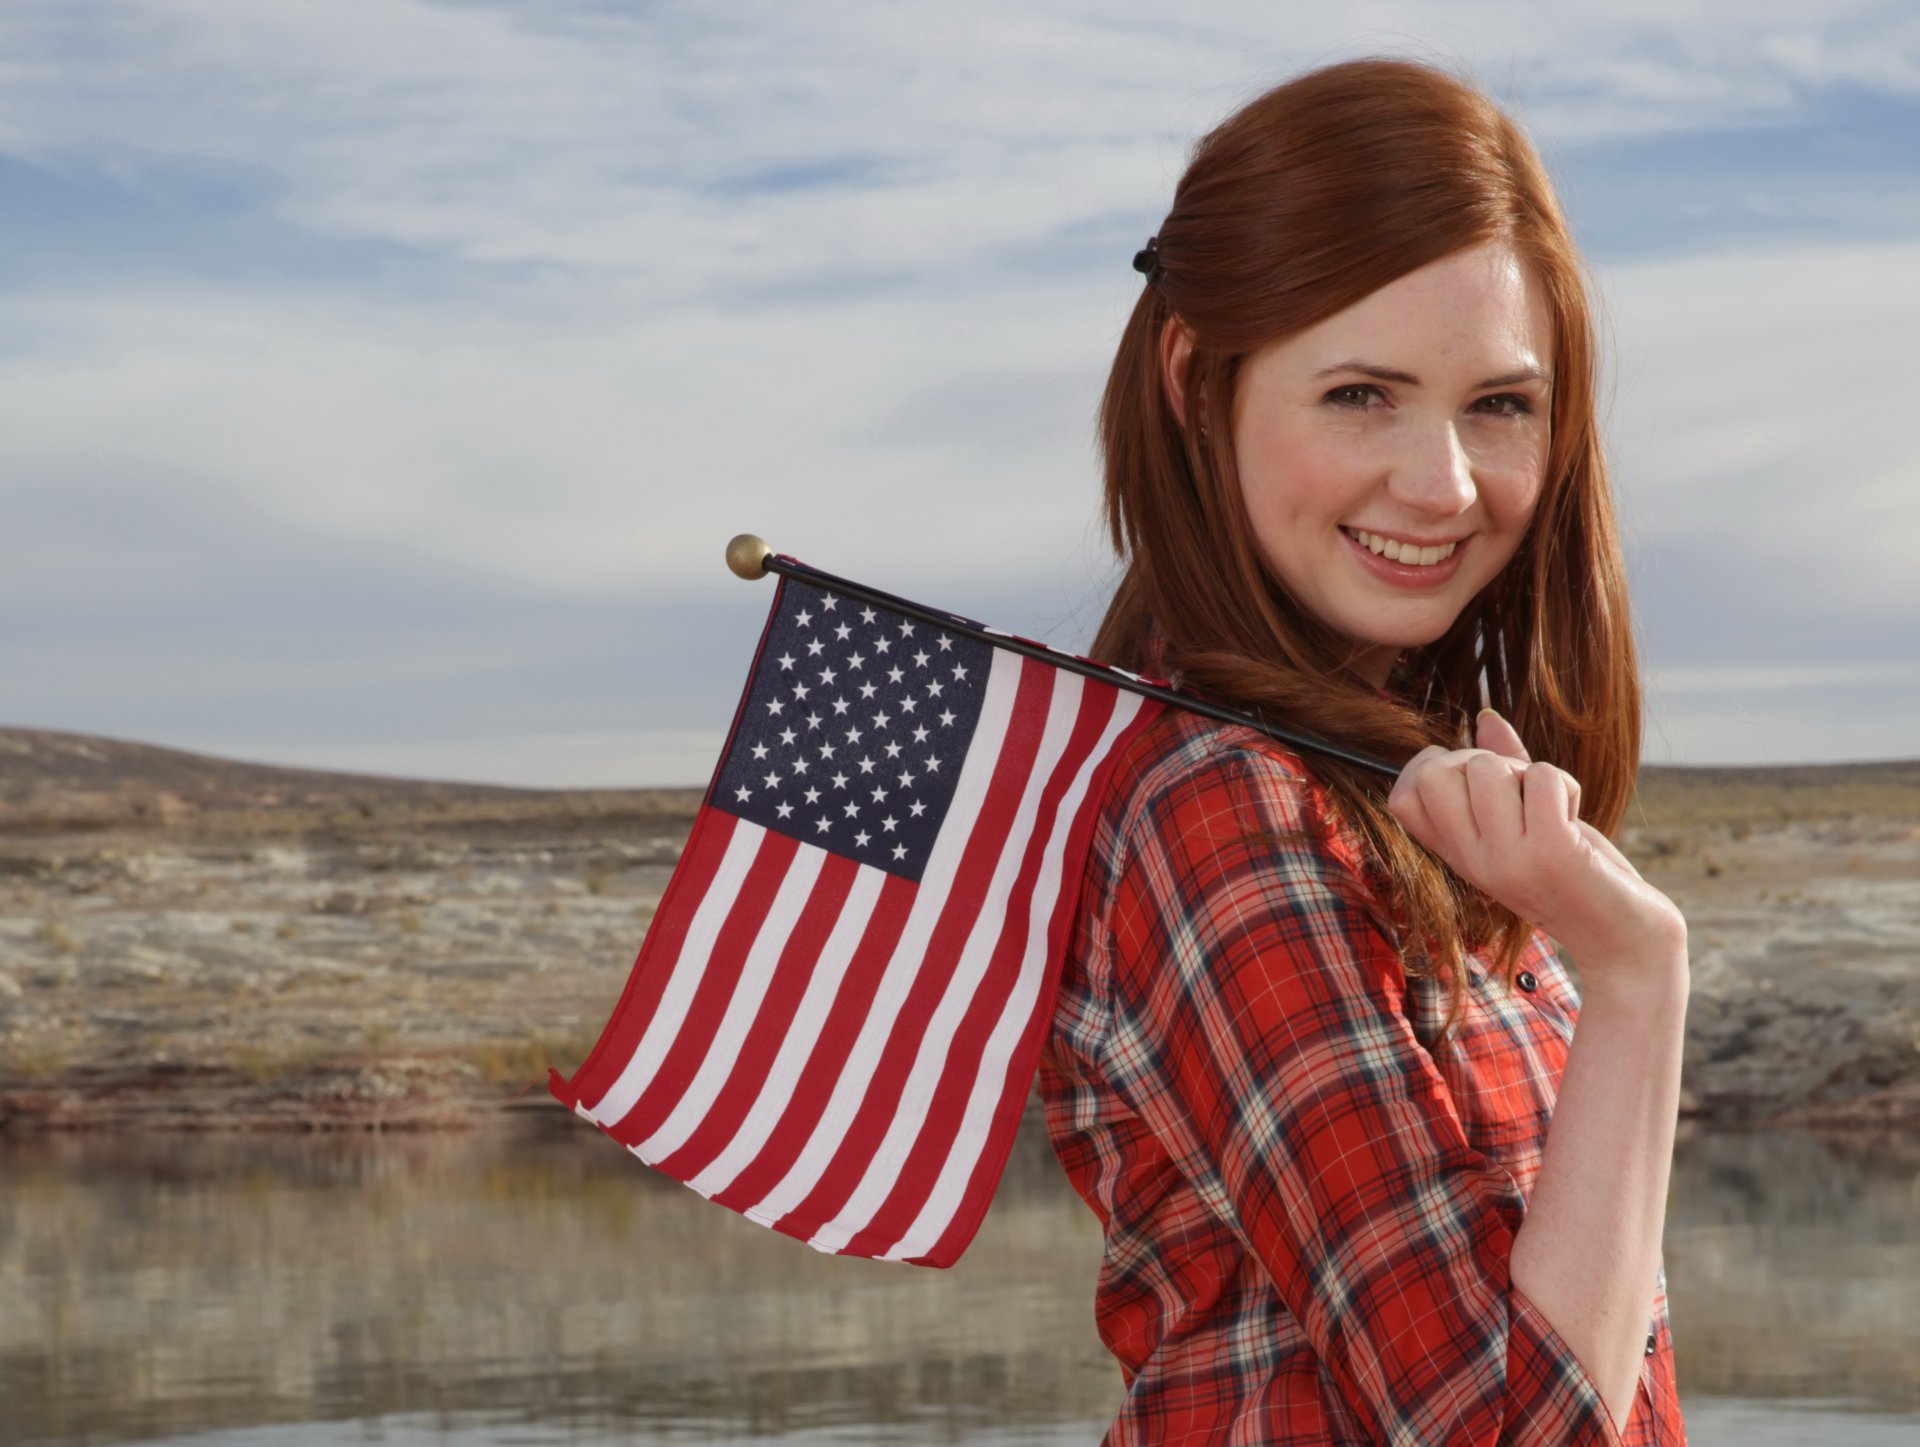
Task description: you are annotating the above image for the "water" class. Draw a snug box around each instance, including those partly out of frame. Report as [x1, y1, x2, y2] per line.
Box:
[2, 1118, 1915, 1445]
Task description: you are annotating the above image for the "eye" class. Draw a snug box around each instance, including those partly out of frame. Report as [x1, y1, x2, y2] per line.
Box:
[1472, 392, 1534, 418]
[1324, 383, 1384, 409]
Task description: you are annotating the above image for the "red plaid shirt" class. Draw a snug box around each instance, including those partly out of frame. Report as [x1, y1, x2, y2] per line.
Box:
[1040, 703, 1686, 1444]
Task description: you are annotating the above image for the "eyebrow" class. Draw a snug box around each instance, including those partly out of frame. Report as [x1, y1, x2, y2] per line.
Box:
[1315, 360, 1552, 389]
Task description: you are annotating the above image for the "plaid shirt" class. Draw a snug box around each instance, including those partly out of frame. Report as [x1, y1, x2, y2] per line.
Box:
[1039, 703, 1686, 1444]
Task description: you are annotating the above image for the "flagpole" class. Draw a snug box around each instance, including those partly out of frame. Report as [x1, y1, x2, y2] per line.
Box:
[724, 534, 1402, 780]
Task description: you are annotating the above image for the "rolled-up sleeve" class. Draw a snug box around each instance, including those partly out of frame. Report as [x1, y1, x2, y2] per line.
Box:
[1097, 742, 1623, 1446]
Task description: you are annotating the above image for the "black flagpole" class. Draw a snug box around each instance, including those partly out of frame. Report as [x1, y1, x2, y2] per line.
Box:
[725, 534, 1402, 781]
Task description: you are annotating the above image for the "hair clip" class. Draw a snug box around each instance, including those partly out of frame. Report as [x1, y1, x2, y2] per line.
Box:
[1132, 236, 1162, 284]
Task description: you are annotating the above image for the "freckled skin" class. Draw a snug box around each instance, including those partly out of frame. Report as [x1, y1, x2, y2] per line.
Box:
[1222, 242, 1554, 687]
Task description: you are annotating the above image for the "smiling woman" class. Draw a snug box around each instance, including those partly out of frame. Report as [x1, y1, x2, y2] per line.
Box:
[1041, 58, 1691, 1445]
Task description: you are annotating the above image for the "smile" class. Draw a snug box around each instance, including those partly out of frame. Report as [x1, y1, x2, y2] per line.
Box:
[1339, 527, 1460, 567]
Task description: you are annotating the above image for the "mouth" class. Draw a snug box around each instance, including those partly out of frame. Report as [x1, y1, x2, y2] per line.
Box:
[1339, 526, 1462, 567]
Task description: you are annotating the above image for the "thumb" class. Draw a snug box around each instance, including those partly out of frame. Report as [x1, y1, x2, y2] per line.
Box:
[1474, 706, 1532, 763]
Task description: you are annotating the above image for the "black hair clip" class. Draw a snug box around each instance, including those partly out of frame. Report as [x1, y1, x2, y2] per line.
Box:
[1132, 236, 1162, 284]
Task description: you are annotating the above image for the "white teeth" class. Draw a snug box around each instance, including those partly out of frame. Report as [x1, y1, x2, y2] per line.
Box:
[1345, 527, 1457, 565]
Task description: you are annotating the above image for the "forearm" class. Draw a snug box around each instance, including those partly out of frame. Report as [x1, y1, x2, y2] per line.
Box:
[1509, 933, 1690, 1436]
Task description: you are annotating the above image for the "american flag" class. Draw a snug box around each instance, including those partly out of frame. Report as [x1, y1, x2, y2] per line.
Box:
[550, 569, 1162, 1266]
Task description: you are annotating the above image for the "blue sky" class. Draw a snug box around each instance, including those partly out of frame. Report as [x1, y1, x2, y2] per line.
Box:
[3, 1, 1917, 784]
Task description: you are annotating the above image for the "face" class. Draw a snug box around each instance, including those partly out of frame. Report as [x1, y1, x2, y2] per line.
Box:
[1198, 242, 1554, 688]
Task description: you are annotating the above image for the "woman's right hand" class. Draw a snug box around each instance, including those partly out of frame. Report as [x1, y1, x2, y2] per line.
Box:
[1385, 709, 1685, 978]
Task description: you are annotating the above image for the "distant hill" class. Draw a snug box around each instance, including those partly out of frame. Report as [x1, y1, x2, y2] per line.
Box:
[0, 727, 701, 835]
[1, 725, 1915, 836]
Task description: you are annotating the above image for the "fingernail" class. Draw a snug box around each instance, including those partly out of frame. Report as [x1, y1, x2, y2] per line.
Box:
[1477, 706, 1499, 720]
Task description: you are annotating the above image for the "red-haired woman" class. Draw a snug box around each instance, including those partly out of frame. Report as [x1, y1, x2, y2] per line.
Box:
[1041, 59, 1689, 1445]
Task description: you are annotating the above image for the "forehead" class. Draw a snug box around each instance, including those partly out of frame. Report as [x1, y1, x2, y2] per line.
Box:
[1275, 242, 1553, 373]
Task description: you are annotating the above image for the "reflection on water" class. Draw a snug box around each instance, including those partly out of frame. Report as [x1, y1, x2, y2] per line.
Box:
[1, 1117, 1915, 1445]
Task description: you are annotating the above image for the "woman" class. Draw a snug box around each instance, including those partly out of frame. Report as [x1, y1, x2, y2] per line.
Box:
[1040, 58, 1690, 1445]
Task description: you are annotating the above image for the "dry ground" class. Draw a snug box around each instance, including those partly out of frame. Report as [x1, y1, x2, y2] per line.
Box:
[1, 728, 1916, 1133]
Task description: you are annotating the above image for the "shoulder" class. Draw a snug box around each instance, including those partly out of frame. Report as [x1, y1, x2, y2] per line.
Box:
[1090, 708, 1387, 932]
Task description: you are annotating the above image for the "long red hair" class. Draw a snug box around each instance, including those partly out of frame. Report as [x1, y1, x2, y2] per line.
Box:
[1093, 58, 1639, 1032]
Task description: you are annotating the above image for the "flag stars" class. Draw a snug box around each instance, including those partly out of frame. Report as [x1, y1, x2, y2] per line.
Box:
[766, 698, 784, 715]
[913, 726, 929, 744]
[807, 638, 825, 656]
[779, 728, 797, 746]
[791, 758, 809, 776]
[843, 800, 860, 819]
[924, 756, 942, 773]
[899, 697, 917, 715]
[899, 620, 915, 637]
[939, 710, 956, 727]
[892, 843, 908, 861]
[888, 666, 905, 684]
[815, 817, 831, 834]
[914, 650, 930, 668]
[926, 680, 943, 698]
[818, 742, 836, 760]
[858, 756, 876, 775]
[848, 652, 865, 670]
[937, 636, 952, 652]
[776, 802, 793, 820]
[875, 637, 891, 654]
[952, 663, 968, 681]
[804, 787, 821, 805]
[832, 697, 850, 716]
[898, 770, 915, 790]
[796, 609, 813, 628]
[778, 652, 796, 670]
[859, 682, 877, 700]
[823, 593, 838, 611]
[910, 799, 927, 818]
[752, 742, 769, 761]
[882, 815, 898, 832]
[854, 830, 871, 848]
[870, 784, 887, 803]
[793, 683, 810, 700]
[874, 711, 892, 729]
[834, 622, 852, 642]
[735, 785, 751, 802]
[819, 667, 837, 686]
[860, 606, 876, 624]
[764, 771, 781, 789]
[845, 725, 864, 744]
[806, 713, 822, 730]
[832, 771, 849, 789]
[885, 741, 903, 759]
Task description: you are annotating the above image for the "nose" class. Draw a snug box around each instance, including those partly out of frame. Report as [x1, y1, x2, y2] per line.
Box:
[1387, 417, 1476, 516]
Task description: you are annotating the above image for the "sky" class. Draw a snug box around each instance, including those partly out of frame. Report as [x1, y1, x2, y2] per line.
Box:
[2, 0, 1917, 786]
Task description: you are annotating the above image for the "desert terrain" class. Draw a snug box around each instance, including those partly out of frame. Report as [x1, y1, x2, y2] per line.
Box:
[1, 726, 1916, 1134]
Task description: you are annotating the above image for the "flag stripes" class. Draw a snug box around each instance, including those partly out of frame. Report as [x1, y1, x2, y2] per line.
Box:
[554, 574, 1162, 1266]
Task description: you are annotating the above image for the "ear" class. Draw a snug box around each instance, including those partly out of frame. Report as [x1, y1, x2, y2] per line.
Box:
[1157, 316, 1204, 434]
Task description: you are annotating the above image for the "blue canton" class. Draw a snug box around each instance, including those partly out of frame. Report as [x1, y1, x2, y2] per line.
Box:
[712, 580, 992, 883]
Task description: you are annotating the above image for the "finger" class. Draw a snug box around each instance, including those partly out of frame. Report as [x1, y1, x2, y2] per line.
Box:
[1522, 760, 1573, 845]
[1387, 750, 1445, 845]
[1413, 754, 1482, 858]
[1464, 750, 1525, 845]
[1473, 707, 1532, 764]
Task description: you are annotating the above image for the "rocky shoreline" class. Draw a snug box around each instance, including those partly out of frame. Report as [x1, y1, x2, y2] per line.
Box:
[2, 728, 1917, 1135]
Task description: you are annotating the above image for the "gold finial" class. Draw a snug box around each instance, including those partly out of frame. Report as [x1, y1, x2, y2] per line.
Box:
[725, 533, 771, 580]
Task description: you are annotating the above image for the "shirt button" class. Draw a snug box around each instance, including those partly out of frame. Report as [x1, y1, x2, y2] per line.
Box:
[1516, 970, 1538, 993]
[1645, 1332, 1657, 1355]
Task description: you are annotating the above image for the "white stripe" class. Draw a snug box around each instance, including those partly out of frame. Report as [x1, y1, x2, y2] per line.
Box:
[583, 821, 766, 1126]
[807, 664, 1088, 1254]
[880, 688, 1148, 1261]
[680, 860, 887, 1195]
[631, 844, 827, 1161]
[741, 647, 1025, 1229]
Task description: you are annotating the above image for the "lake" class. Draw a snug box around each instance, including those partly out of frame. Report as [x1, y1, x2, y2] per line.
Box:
[2, 1117, 1915, 1445]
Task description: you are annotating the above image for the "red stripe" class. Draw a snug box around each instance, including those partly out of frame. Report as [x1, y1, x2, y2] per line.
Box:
[602, 829, 800, 1145]
[769, 655, 1057, 1246]
[707, 872, 917, 1212]
[917, 696, 1164, 1266]
[556, 809, 739, 1111]
[841, 678, 1120, 1258]
[652, 850, 862, 1179]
